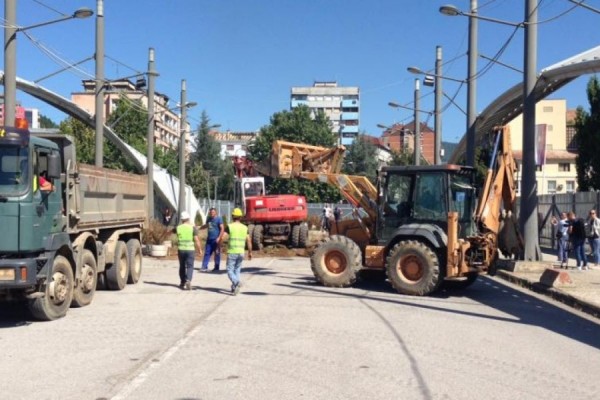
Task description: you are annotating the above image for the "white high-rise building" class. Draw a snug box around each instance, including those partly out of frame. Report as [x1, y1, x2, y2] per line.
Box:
[290, 81, 359, 145]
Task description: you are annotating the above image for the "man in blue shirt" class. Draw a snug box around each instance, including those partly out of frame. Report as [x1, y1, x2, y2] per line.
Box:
[200, 208, 224, 272]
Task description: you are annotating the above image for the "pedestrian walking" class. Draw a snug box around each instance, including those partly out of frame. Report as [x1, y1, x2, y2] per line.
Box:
[568, 211, 588, 271]
[162, 207, 172, 226]
[200, 207, 224, 272]
[586, 209, 600, 267]
[225, 208, 252, 295]
[176, 211, 202, 290]
[334, 206, 341, 223]
[551, 212, 570, 268]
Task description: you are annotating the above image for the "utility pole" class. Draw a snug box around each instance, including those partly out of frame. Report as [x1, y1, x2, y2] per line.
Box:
[434, 45, 442, 165]
[520, 0, 540, 261]
[4, 0, 17, 127]
[466, 0, 478, 167]
[178, 79, 187, 216]
[146, 48, 158, 219]
[413, 79, 421, 166]
[94, 0, 105, 167]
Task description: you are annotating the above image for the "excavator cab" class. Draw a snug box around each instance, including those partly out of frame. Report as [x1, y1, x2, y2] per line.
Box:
[377, 164, 477, 244]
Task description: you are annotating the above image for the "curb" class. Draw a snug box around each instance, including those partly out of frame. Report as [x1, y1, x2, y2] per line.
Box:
[495, 270, 600, 319]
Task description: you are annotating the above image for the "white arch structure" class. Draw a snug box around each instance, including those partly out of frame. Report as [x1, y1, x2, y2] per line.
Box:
[1, 71, 206, 223]
[449, 45, 600, 163]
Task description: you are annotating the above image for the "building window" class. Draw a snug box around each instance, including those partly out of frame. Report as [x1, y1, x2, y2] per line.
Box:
[547, 124, 553, 131]
[548, 180, 557, 194]
[558, 163, 570, 172]
[543, 106, 553, 112]
[536, 165, 542, 172]
[566, 180, 575, 193]
[567, 125, 577, 150]
[226, 144, 234, 151]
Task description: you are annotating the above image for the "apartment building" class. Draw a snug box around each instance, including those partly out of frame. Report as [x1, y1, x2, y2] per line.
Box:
[290, 81, 359, 145]
[380, 121, 435, 165]
[71, 79, 189, 152]
[507, 99, 578, 195]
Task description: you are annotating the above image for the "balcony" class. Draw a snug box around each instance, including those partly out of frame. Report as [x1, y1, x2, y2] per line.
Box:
[341, 112, 359, 121]
[291, 99, 308, 107]
[341, 125, 359, 134]
[342, 99, 359, 108]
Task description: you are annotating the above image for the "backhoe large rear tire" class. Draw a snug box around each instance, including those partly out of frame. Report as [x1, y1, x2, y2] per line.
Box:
[310, 235, 362, 287]
[29, 255, 74, 321]
[71, 249, 97, 308]
[106, 241, 129, 291]
[386, 240, 441, 296]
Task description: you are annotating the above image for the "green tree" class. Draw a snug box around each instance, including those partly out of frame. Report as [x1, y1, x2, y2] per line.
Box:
[342, 134, 379, 183]
[106, 97, 148, 172]
[575, 75, 600, 191]
[248, 105, 341, 203]
[39, 114, 57, 129]
[189, 110, 232, 200]
[389, 148, 415, 166]
[58, 117, 95, 164]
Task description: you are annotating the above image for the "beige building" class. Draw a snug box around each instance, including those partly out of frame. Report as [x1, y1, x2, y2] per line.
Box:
[508, 99, 578, 195]
[71, 79, 190, 152]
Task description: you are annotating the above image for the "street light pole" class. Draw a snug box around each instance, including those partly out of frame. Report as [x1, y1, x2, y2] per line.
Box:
[414, 79, 421, 166]
[94, 0, 105, 167]
[4, 0, 17, 127]
[178, 79, 188, 216]
[3, 1, 93, 127]
[434, 45, 443, 165]
[466, 0, 478, 167]
[520, 0, 540, 261]
[146, 48, 158, 220]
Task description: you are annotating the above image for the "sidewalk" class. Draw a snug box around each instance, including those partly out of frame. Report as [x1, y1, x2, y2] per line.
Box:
[495, 247, 600, 318]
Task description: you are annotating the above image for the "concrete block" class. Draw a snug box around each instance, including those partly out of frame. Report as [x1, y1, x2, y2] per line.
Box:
[538, 268, 574, 288]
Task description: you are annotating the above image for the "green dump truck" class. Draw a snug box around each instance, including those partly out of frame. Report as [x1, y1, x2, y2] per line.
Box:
[0, 124, 147, 320]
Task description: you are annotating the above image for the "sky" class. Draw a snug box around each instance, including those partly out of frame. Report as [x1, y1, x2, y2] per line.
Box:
[3, 0, 600, 144]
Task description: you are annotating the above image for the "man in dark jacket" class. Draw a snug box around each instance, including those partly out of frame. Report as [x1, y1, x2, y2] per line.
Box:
[568, 211, 588, 270]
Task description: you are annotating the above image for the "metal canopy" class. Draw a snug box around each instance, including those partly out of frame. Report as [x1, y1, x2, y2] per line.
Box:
[448, 45, 600, 163]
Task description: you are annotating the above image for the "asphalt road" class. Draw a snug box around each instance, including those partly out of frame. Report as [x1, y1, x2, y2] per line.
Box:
[1, 256, 599, 400]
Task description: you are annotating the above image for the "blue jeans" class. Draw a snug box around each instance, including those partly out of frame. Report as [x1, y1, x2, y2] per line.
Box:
[226, 253, 244, 287]
[572, 238, 587, 268]
[557, 237, 569, 263]
[178, 250, 195, 283]
[202, 239, 221, 270]
[590, 237, 600, 264]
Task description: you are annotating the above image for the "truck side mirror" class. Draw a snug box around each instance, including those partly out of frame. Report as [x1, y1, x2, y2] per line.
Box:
[47, 153, 61, 179]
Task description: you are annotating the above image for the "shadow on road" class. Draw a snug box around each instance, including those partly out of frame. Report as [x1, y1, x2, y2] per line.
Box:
[0, 302, 33, 328]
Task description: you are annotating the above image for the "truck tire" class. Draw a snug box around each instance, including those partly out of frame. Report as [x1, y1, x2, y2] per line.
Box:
[29, 255, 74, 321]
[386, 240, 441, 296]
[248, 224, 255, 240]
[298, 223, 309, 248]
[310, 235, 362, 287]
[106, 241, 129, 291]
[126, 239, 143, 284]
[289, 224, 300, 248]
[71, 249, 97, 308]
[252, 225, 264, 251]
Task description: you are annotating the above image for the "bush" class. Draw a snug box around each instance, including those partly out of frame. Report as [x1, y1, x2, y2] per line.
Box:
[142, 219, 174, 245]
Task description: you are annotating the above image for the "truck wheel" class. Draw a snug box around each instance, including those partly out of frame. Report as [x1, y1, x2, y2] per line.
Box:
[106, 241, 129, 291]
[29, 255, 74, 321]
[248, 224, 255, 240]
[298, 223, 309, 248]
[386, 240, 441, 296]
[126, 239, 143, 284]
[310, 235, 362, 287]
[71, 249, 97, 308]
[442, 273, 478, 290]
[289, 224, 301, 248]
[252, 225, 264, 251]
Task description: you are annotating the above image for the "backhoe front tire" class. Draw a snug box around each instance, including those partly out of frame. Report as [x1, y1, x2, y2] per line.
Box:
[29, 255, 74, 320]
[310, 235, 362, 287]
[386, 240, 441, 296]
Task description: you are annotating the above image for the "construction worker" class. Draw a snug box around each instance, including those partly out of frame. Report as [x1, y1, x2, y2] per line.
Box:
[225, 208, 252, 295]
[176, 211, 202, 290]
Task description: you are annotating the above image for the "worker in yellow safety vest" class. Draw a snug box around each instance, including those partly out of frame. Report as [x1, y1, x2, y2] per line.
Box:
[225, 208, 252, 295]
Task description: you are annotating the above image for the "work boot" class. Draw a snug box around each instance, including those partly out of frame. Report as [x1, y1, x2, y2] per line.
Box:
[184, 281, 191, 290]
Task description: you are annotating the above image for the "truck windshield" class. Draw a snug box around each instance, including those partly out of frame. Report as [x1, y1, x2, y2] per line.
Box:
[0, 145, 29, 195]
